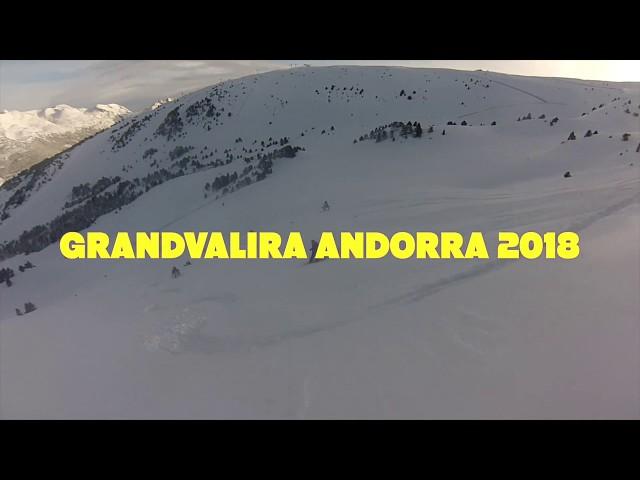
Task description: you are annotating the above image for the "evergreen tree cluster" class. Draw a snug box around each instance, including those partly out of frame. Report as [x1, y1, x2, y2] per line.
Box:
[155, 107, 184, 140]
[203, 145, 301, 199]
[110, 114, 152, 151]
[16, 302, 37, 316]
[65, 176, 122, 209]
[0, 267, 14, 285]
[143, 148, 158, 159]
[1, 153, 66, 221]
[0, 180, 140, 261]
[169, 145, 194, 161]
[356, 121, 424, 144]
[314, 83, 365, 104]
[18, 261, 35, 273]
[1, 262, 35, 288]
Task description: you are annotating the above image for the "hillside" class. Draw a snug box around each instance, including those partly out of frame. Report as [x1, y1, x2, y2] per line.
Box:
[0, 66, 638, 418]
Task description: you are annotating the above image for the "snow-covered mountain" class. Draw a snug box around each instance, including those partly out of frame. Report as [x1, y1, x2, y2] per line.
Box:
[0, 67, 638, 418]
[149, 97, 175, 111]
[0, 103, 130, 183]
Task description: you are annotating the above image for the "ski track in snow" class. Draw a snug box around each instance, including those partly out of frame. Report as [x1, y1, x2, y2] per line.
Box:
[159, 186, 640, 356]
[376, 188, 640, 308]
[470, 74, 550, 104]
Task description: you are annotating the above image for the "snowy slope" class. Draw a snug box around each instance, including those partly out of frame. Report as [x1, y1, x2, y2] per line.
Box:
[0, 66, 639, 418]
[0, 103, 130, 182]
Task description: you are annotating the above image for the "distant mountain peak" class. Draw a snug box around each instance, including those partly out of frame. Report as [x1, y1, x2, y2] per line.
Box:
[0, 102, 130, 182]
[149, 97, 176, 111]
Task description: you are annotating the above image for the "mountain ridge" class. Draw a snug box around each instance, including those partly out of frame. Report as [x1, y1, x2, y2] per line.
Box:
[0, 103, 131, 183]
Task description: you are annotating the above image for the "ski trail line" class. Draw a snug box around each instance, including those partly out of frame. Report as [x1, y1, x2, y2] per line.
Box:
[374, 190, 640, 308]
[470, 74, 549, 103]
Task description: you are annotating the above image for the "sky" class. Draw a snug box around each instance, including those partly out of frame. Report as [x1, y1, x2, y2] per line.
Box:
[2, 60, 639, 112]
